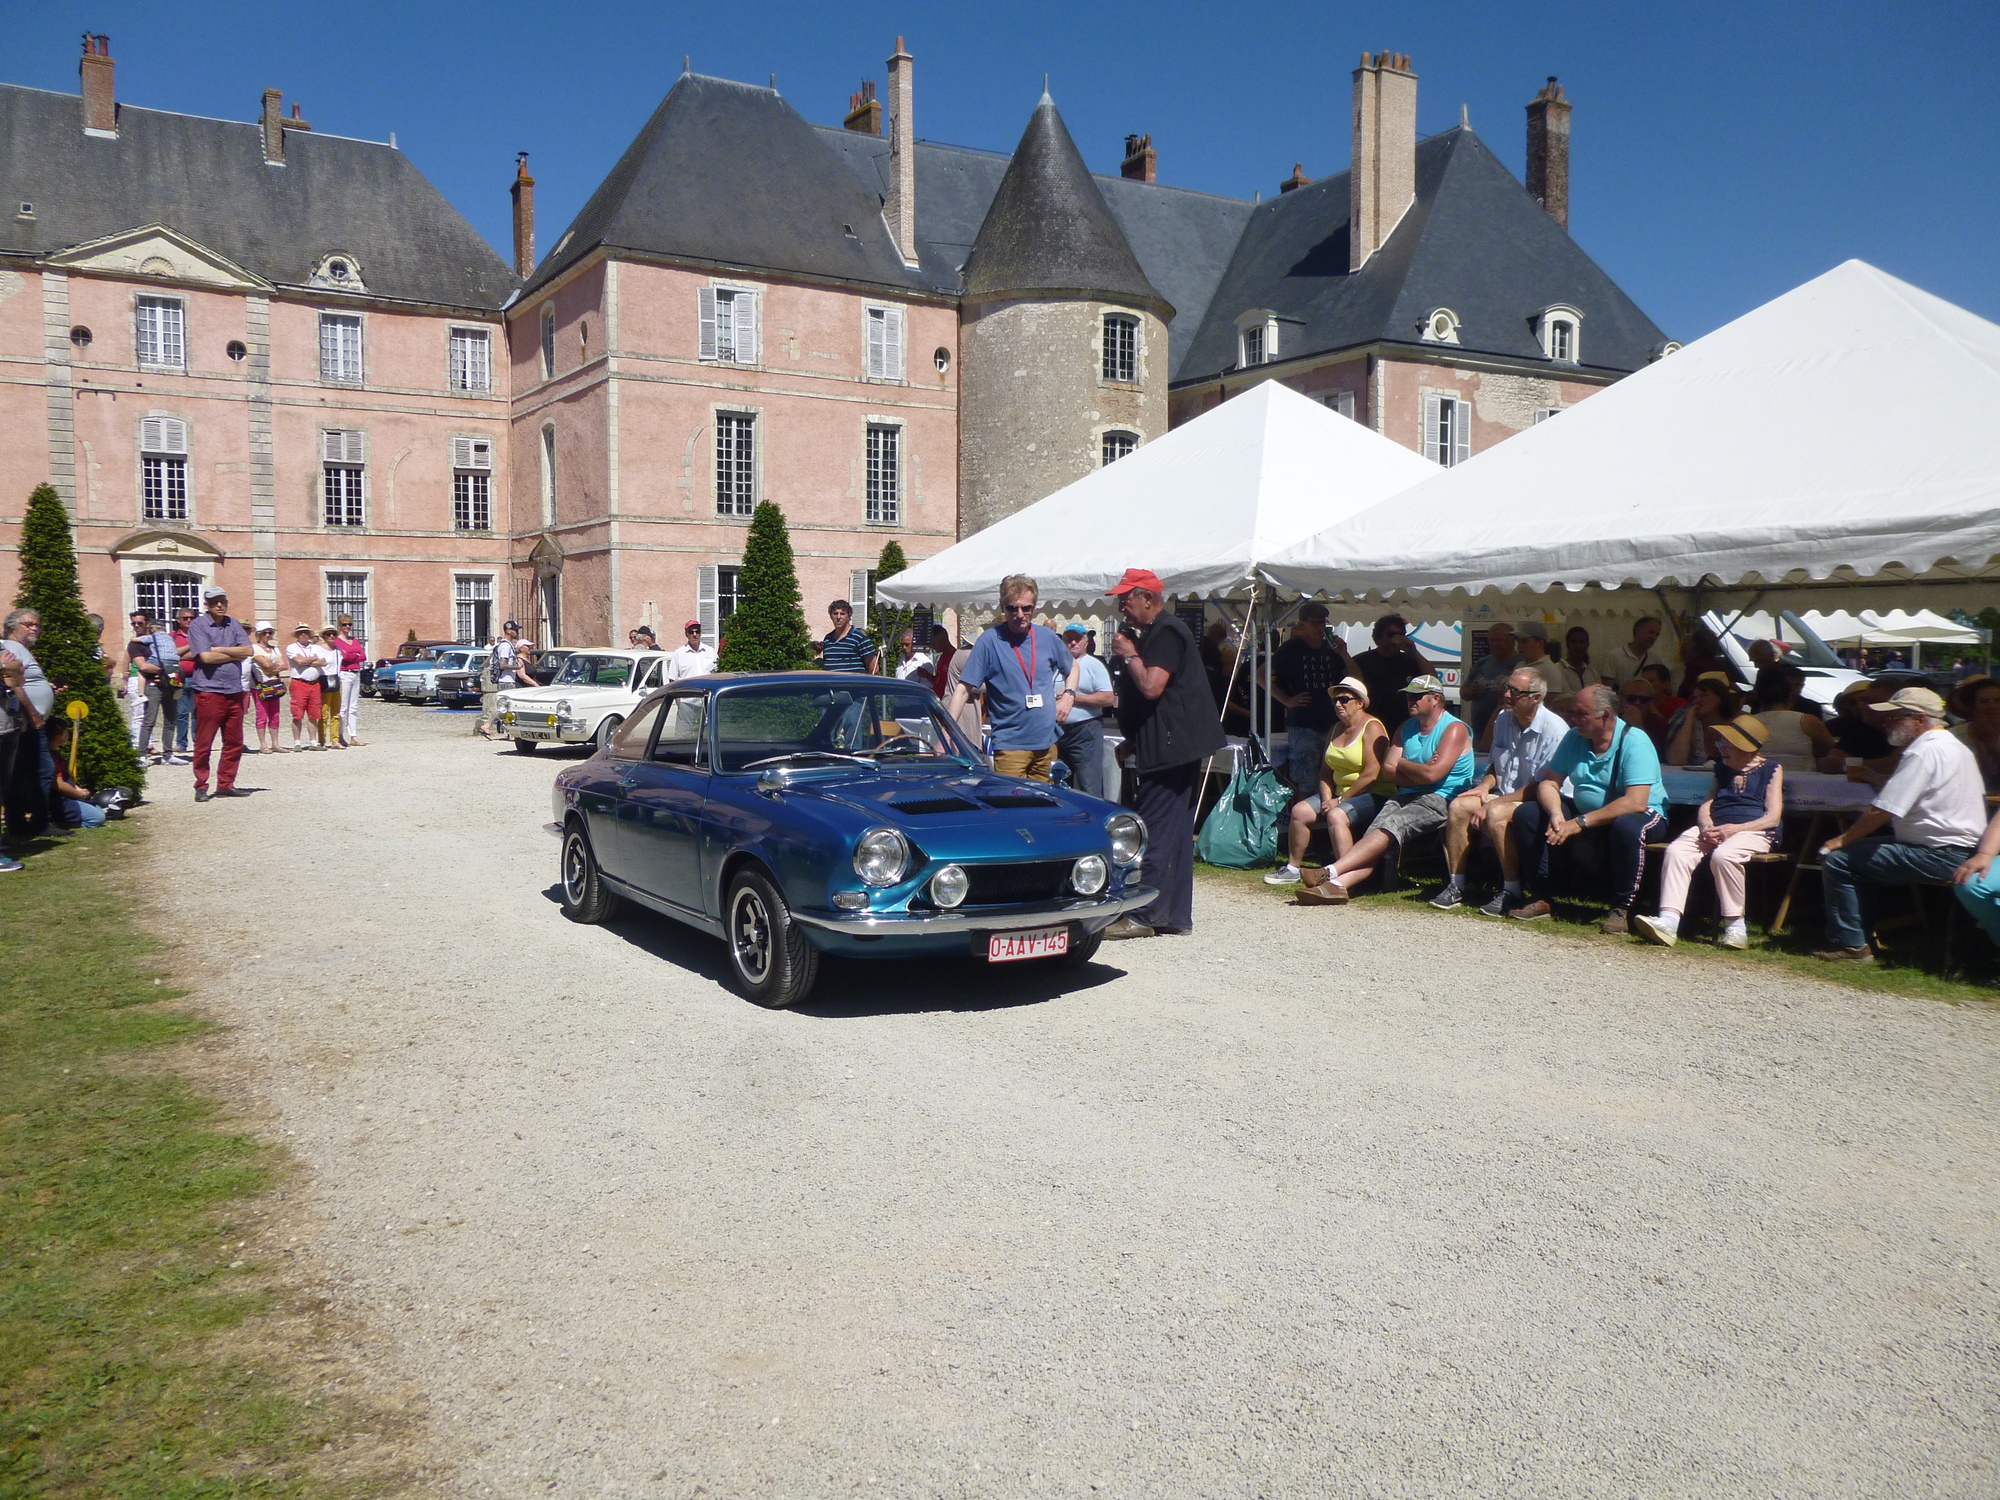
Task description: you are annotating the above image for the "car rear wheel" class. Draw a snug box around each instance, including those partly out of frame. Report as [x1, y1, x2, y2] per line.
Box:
[594, 714, 624, 752]
[559, 822, 623, 924]
[513, 738, 537, 754]
[725, 869, 820, 1009]
[1053, 926, 1103, 968]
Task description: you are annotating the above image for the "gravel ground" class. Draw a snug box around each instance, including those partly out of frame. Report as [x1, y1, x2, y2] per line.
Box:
[141, 704, 1999, 1498]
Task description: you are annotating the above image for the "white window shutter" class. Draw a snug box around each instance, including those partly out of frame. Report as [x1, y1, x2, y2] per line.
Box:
[698, 287, 717, 360]
[1422, 393, 1442, 464]
[864, 308, 885, 378]
[140, 416, 164, 453]
[885, 306, 904, 380]
[1452, 399, 1471, 467]
[849, 570, 870, 614]
[737, 292, 759, 365]
[697, 565, 718, 643]
[322, 429, 342, 463]
[1264, 319, 1277, 361]
[451, 435, 492, 471]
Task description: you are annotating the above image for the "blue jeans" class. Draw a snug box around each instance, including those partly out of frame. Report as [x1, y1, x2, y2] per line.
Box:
[1954, 862, 2000, 948]
[173, 686, 194, 752]
[1821, 837, 1972, 950]
[1057, 715, 1106, 799]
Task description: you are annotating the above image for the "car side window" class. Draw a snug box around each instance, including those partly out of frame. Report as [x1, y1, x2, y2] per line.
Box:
[637, 658, 663, 691]
[653, 695, 708, 768]
[608, 697, 665, 759]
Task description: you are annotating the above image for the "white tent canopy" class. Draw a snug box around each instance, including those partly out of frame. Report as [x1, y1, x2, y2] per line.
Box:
[1260, 260, 2000, 616]
[1723, 608, 1983, 646]
[874, 381, 1436, 613]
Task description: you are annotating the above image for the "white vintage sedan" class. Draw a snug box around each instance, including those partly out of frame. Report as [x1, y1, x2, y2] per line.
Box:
[497, 650, 671, 752]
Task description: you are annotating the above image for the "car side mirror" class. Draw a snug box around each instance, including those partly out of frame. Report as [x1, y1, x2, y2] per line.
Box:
[756, 770, 786, 797]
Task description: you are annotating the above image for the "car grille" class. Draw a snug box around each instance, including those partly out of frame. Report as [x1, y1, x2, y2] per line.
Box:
[962, 860, 1074, 906]
[889, 795, 982, 815]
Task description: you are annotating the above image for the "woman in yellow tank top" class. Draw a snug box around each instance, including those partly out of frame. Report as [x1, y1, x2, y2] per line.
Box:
[1269, 678, 1393, 883]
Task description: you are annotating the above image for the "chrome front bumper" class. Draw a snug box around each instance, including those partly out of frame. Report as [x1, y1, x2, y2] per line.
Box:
[790, 885, 1157, 935]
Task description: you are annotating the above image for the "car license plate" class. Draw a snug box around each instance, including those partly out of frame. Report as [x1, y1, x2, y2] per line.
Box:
[987, 926, 1068, 963]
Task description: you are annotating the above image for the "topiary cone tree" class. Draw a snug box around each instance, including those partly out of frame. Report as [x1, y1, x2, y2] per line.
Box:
[715, 501, 814, 672]
[870, 538, 910, 677]
[11, 484, 146, 795]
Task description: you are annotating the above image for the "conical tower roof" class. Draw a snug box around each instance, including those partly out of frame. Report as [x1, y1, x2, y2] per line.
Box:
[962, 93, 1170, 315]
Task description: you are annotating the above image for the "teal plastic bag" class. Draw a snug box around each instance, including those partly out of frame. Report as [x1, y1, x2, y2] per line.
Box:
[1196, 738, 1289, 868]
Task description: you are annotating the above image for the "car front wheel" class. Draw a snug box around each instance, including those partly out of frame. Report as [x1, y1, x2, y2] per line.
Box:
[1054, 926, 1104, 968]
[513, 738, 537, 754]
[594, 714, 623, 751]
[725, 869, 820, 1009]
[559, 822, 623, 924]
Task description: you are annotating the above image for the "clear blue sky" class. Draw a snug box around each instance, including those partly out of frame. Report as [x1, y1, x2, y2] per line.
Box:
[16, 0, 1999, 339]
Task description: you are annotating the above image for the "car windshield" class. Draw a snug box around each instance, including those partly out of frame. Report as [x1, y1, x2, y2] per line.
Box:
[712, 682, 977, 773]
[553, 654, 636, 689]
[440, 653, 471, 669]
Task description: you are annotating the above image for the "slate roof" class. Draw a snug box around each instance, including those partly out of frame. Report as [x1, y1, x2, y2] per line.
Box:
[959, 96, 1165, 312]
[524, 73, 928, 298]
[0, 83, 516, 310]
[1174, 128, 1669, 383]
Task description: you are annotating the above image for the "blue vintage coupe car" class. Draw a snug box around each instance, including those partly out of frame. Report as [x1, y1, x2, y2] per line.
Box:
[547, 673, 1154, 1007]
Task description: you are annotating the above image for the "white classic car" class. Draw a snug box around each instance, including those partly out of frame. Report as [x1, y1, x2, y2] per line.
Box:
[497, 649, 672, 752]
[395, 648, 489, 705]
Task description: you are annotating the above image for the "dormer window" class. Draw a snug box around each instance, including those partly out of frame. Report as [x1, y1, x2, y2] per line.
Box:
[309, 252, 366, 292]
[1536, 305, 1582, 363]
[1651, 340, 1683, 362]
[1420, 308, 1461, 345]
[1235, 309, 1277, 368]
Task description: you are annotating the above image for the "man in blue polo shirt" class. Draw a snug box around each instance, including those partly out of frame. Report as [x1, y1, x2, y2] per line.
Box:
[945, 574, 1077, 780]
[1510, 681, 1669, 933]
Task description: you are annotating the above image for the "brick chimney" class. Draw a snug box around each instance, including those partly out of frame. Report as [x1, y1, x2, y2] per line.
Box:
[884, 38, 918, 266]
[845, 80, 881, 136]
[511, 152, 536, 277]
[1349, 51, 1417, 272]
[80, 34, 116, 137]
[1280, 162, 1312, 193]
[1121, 133, 1156, 183]
[262, 91, 311, 163]
[1526, 77, 1571, 231]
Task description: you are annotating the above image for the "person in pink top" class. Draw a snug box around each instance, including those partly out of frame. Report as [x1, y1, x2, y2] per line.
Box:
[334, 615, 368, 747]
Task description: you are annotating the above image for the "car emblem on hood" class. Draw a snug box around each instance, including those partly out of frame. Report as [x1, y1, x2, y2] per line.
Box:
[1017, 828, 1035, 844]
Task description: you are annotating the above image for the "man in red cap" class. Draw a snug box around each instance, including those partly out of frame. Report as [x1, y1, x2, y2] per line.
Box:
[1104, 568, 1225, 938]
[666, 619, 717, 682]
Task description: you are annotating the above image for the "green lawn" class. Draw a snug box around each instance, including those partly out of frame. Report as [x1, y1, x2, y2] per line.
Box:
[0, 825, 414, 1498]
[1199, 859, 2000, 1006]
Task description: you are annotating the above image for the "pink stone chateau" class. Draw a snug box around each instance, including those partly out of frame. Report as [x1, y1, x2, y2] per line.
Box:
[0, 37, 1667, 648]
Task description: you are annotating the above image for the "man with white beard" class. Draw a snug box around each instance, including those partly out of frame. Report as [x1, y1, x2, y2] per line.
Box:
[1814, 687, 1987, 963]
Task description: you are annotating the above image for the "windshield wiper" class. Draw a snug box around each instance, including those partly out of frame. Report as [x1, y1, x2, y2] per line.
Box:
[743, 751, 875, 770]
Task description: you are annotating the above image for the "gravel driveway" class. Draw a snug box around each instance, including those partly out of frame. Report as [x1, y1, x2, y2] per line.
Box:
[144, 705, 1999, 1498]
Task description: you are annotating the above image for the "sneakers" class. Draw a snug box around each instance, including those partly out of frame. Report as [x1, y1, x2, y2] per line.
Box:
[0, 855, 22, 873]
[1812, 945, 1875, 964]
[1478, 890, 1520, 917]
[1427, 883, 1466, 910]
[1509, 899, 1553, 921]
[164, 755, 188, 766]
[1601, 908, 1631, 937]
[1632, 913, 1679, 948]
[1718, 923, 1750, 950]
[1263, 864, 1303, 886]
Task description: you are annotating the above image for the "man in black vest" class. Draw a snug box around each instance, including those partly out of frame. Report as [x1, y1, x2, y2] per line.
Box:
[1105, 569, 1225, 938]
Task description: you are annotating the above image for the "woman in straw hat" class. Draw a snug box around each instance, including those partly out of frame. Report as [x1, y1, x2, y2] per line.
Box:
[1267, 676, 1393, 887]
[285, 623, 325, 749]
[249, 621, 287, 754]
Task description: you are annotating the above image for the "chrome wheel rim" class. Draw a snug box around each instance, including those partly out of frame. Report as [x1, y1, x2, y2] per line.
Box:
[563, 832, 589, 904]
[731, 887, 773, 984]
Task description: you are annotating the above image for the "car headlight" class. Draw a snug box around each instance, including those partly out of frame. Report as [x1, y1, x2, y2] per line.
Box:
[930, 863, 969, 908]
[555, 699, 571, 717]
[1106, 813, 1146, 866]
[1070, 854, 1108, 895]
[854, 828, 910, 887]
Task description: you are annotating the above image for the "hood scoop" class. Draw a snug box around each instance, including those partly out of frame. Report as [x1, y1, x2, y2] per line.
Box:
[978, 791, 1061, 810]
[888, 794, 984, 815]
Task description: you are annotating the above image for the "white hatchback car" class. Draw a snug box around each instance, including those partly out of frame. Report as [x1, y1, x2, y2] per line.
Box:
[497, 649, 672, 752]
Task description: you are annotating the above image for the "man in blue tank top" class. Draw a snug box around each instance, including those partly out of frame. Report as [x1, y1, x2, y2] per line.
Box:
[1303, 674, 1473, 902]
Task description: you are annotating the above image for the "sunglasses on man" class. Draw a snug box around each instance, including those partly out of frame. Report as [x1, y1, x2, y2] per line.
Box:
[1503, 686, 1543, 699]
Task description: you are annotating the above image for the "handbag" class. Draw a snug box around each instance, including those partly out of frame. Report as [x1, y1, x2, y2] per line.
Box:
[1196, 734, 1289, 868]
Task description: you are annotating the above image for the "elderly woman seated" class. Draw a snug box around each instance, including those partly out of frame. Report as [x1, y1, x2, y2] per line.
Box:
[1634, 714, 1785, 950]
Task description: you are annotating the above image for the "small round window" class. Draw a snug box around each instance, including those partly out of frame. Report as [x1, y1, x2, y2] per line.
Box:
[226, 340, 248, 361]
[933, 347, 951, 374]
[69, 325, 92, 348]
[329, 259, 350, 280]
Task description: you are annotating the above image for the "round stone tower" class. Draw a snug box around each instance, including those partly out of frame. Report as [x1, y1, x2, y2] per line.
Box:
[957, 93, 1174, 536]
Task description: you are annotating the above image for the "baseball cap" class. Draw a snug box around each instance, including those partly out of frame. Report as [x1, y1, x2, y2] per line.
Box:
[1867, 686, 1947, 719]
[1696, 670, 1734, 691]
[684, 619, 701, 632]
[1061, 622, 1089, 637]
[1402, 673, 1446, 697]
[1712, 713, 1769, 754]
[1106, 568, 1166, 596]
[202, 585, 228, 602]
[503, 619, 520, 631]
[1298, 601, 1330, 621]
[1516, 620, 1549, 641]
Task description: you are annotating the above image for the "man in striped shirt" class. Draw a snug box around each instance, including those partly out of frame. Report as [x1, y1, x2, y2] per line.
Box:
[820, 600, 878, 675]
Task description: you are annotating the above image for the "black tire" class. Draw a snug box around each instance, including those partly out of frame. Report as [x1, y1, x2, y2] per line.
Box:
[1054, 927, 1104, 968]
[594, 714, 624, 752]
[513, 738, 537, 754]
[559, 822, 623, 924]
[724, 868, 821, 1008]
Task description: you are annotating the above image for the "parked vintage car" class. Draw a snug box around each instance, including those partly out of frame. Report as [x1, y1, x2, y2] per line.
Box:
[363, 639, 458, 697]
[547, 672, 1154, 1007]
[497, 649, 670, 751]
[398, 649, 490, 705]
[373, 647, 451, 702]
[438, 645, 576, 709]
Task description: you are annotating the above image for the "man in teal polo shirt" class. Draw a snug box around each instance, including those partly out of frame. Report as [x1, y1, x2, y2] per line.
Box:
[1510, 682, 1669, 933]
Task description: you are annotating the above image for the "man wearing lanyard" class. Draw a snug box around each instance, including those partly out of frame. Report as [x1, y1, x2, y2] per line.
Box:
[946, 573, 1076, 781]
